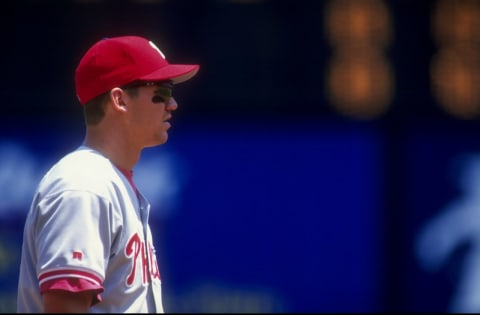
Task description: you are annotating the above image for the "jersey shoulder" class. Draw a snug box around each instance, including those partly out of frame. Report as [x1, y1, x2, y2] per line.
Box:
[38, 146, 125, 198]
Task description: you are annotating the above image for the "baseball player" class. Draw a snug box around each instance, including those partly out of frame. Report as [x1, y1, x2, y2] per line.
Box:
[16, 35, 199, 313]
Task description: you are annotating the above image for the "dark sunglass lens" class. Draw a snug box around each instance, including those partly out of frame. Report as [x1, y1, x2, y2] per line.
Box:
[152, 86, 172, 103]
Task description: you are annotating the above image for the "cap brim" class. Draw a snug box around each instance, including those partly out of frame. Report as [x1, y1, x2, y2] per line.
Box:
[140, 64, 200, 84]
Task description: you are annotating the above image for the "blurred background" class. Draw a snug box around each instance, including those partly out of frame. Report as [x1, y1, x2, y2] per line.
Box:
[0, 0, 479, 312]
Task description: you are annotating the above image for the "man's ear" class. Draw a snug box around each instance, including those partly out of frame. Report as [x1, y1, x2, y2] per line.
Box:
[110, 87, 128, 112]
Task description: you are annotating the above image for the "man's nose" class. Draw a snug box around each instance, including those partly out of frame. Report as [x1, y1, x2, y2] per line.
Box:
[167, 97, 178, 111]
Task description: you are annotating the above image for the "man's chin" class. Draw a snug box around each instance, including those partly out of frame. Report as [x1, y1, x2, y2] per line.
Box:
[145, 134, 169, 148]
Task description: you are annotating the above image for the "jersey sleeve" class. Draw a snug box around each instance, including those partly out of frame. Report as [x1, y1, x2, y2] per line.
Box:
[34, 189, 118, 298]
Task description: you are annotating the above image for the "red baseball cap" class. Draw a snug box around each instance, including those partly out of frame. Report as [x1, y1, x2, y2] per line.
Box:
[75, 35, 200, 105]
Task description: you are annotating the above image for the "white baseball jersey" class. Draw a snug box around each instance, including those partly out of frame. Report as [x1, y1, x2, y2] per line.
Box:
[17, 145, 164, 313]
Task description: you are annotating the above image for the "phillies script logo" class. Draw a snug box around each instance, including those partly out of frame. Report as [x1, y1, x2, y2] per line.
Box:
[125, 232, 160, 286]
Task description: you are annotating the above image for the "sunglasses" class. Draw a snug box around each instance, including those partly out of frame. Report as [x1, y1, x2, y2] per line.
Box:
[122, 81, 173, 103]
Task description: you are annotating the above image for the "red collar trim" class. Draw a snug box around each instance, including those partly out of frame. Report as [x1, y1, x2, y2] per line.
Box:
[115, 165, 137, 192]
